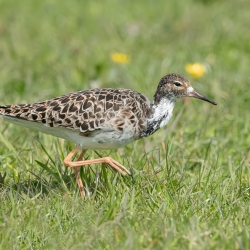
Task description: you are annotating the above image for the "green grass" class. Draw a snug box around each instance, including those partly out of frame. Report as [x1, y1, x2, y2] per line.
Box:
[0, 0, 250, 249]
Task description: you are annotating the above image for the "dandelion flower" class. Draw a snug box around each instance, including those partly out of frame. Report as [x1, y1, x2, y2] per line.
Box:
[111, 52, 130, 64]
[185, 62, 206, 78]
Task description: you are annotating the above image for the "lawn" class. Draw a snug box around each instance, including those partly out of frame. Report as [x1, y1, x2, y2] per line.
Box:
[0, 0, 250, 249]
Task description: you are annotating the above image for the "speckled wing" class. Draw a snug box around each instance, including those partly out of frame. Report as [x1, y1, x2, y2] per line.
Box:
[0, 88, 152, 140]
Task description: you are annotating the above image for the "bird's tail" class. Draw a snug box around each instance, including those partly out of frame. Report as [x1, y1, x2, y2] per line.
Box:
[0, 105, 11, 116]
[0, 104, 44, 121]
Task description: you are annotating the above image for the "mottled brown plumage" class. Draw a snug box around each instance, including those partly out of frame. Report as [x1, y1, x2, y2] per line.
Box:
[0, 88, 152, 144]
[0, 73, 216, 198]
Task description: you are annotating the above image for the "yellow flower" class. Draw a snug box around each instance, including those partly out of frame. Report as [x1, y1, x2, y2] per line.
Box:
[185, 62, 206, 78]
[110, 52, 130, 64]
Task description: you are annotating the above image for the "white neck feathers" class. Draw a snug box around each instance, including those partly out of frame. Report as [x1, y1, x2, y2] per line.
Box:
[151, 97, 175, 128]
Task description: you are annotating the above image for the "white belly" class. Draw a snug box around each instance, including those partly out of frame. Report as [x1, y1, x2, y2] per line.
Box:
[66, 129, 136, 149]
[1, 116, 136, 150]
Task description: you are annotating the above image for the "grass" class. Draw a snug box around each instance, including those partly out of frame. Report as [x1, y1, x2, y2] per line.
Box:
[0, 0, 250, 249]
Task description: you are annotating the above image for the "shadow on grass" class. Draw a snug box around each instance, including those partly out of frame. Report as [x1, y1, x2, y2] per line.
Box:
[0, 165, 134, 199]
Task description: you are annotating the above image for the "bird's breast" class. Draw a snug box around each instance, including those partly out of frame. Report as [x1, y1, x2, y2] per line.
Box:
[141, 98, 175, 137]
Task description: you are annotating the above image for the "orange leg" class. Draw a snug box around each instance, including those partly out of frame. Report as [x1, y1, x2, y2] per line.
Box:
[74, 149, 87, 199]
[63, 146, 131, 199]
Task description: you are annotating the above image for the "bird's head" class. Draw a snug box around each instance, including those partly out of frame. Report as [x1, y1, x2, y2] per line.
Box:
[154, 73, 217, 105]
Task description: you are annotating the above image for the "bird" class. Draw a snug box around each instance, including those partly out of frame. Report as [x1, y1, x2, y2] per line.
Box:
[0, 73, 216, 198]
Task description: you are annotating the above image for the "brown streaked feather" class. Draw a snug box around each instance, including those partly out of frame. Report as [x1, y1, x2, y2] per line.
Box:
[0, 88, 152, 138]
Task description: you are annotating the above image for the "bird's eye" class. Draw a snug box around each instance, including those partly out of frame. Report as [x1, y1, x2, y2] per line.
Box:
[174, 81, 182, 87]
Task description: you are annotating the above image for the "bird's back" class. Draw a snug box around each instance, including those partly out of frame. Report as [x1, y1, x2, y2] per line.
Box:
[0, 88, 152, 147]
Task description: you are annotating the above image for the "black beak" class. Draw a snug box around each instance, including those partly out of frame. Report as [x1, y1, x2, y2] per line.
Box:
[189, 91, 217, 105]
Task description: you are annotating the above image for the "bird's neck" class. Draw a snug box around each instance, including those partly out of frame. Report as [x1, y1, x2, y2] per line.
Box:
[141, 97, 176, 137]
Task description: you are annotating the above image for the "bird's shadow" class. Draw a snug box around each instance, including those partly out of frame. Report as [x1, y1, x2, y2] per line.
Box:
[0, 164, 134, 199]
